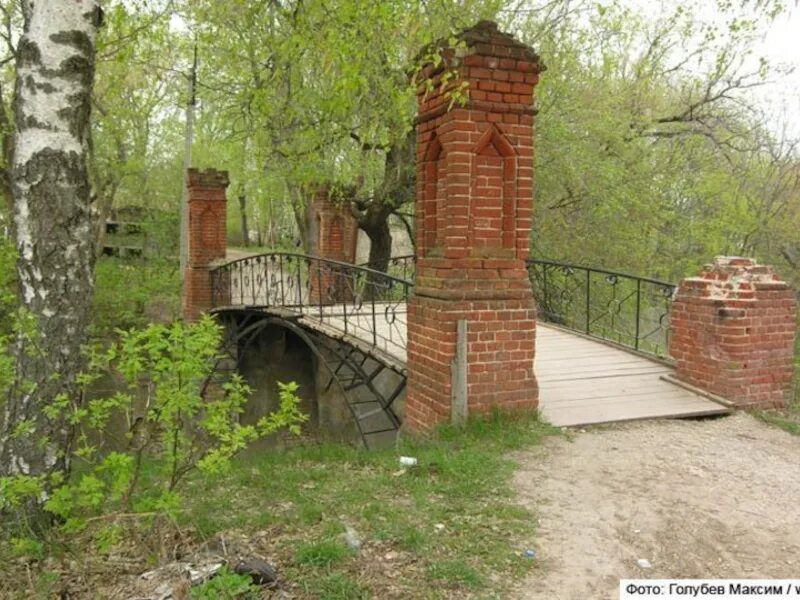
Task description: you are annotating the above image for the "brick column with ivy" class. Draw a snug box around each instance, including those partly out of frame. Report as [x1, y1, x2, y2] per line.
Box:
[404, 21, 545, 432]
[669, 256, 797, 408]
[182, 168, 229, 320]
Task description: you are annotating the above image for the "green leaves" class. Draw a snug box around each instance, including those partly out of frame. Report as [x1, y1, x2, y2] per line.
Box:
[527, 0, 797, 284]
[1, 315, 307, 542]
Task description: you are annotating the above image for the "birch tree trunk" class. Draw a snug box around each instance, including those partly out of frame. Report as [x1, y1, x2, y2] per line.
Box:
[0, 0, 100, 478]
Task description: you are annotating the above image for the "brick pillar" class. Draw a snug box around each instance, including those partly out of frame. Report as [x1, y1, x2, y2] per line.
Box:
[405, 21, 545, 432]
[308, 185, 358, 304]
[669, 256, 797, 408]
[182, 168, 229, 320]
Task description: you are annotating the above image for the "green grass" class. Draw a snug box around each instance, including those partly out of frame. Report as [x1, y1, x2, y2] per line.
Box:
[0, 411, 555, 599]
[296, 539, 353, 567]
[756, 406, 800, 436]
[306, 573, 371, 599]
[179, 411, 558, 598]
[427, 559, 484, 588]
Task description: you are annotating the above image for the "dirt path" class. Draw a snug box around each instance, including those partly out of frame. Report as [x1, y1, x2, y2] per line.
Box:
[512, 413, 800, 600]
[225, 248, 259, 261]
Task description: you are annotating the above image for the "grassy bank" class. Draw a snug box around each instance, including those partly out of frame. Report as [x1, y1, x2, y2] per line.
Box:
[2, 413, 557, 599]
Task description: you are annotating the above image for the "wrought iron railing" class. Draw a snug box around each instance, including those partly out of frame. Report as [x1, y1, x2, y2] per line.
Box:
[357, 255, 417, 282]
[526, 259, 676, 358]
[210, 253, 411, 361]
[211, 253, 675, 360]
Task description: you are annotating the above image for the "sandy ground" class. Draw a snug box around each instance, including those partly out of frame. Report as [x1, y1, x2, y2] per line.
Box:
[512, 413, 800, 600]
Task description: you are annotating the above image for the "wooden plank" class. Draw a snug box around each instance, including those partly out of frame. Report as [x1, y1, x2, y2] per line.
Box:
[542, 399, 729, 427]
[544, 401, 726, 420]
[538, 367, 668, 384]
[536, 355, 658, 368]
[539, 371, 675, 387]
[540, 389, 719, 409]
[539, 386, 699, 404]
[538, 366, 670, 380]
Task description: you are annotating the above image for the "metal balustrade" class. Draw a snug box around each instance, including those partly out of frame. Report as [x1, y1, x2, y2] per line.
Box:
[212, 253, 676, 360]
[211, 253, 411, 362]
[526, 259, 676, 358]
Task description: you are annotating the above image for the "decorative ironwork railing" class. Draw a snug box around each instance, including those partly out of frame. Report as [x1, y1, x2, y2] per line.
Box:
[210, 253, 412, 361]
[526, 259, 676, 358]
[211, 253, 676, 361]
[357, 255, 417, 282]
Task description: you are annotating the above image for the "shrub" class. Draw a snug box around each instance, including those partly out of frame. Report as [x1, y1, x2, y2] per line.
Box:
[1, 316, 307, 536]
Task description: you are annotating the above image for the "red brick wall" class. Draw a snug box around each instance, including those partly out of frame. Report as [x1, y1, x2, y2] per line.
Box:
[307, 185, 359, 304]
[309, 185, 358, 263]
[182, 168, 229, 320]
[669, 256, 797, 408]
[405, 21, 544, 432]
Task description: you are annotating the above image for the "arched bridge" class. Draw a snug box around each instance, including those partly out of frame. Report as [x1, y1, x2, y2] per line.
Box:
[208, 252, 730, 447]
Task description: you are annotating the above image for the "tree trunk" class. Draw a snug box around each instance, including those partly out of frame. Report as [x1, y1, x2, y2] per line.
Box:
[351, 129, 414, 275]
[0, 82, 13, 212]
[238, 193, 249, 247]
[357, 202, 392, 300]
[362, 203, 392, 274]
[296, 186, 314, 254]
[0, 0, 100, 479]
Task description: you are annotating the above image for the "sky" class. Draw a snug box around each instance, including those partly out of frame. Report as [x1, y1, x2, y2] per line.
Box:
[751, 4, 800, 135]
[625, 0, 800, 137]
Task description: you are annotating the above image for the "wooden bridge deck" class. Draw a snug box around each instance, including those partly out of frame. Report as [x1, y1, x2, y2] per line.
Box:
[217, 252, 729, 428]
[267, 301, 731, 428]
[535, 325, 729, 427]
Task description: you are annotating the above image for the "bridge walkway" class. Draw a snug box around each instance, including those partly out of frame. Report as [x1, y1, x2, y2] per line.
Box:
[215, 252, 730, 428]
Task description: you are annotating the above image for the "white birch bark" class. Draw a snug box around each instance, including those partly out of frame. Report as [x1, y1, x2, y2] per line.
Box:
[0, 0, 100, 477]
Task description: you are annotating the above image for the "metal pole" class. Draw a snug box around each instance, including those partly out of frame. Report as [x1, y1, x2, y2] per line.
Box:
[542, 265, 548, 317]
[342, 271, 348, 335]
[250, 260, 255, 305]
[297, 259, 304, 309]
[180, 42, 197, 276]
[635, 279, 641, 351]
[585, 269, 591, 334]
[317, 260, 323, 320]
[279, 255, 285, 305]
[371, 283, 377, 346]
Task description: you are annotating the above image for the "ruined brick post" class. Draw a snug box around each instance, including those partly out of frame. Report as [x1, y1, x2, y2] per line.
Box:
[182, 168, 229, 320]
[669, 257, 797, 408]
[405, 21, 545, 432]
[308, 185, 358, 305]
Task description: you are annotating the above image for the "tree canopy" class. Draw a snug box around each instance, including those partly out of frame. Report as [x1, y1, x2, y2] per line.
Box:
[42, 0, 795, 285]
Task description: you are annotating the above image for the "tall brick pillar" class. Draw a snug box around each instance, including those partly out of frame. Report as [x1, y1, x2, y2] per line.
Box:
[308, 185, 359, 304]
[309, 185, 358, 263]
[405, 21, 545, 432]
[669, 257, 797, 408]
[182, 168, 229, 320]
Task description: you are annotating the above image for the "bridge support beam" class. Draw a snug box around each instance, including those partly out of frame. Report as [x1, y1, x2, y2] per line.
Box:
[183, 168, 229, 320]
[405, 21, 545, 433]
[669, 257, 797, 408]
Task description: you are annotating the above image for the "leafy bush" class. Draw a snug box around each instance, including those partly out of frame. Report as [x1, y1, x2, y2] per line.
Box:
[1, 316, 307, 536]
[92, 256, 181, 336]
[191, 567, 258, 599]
